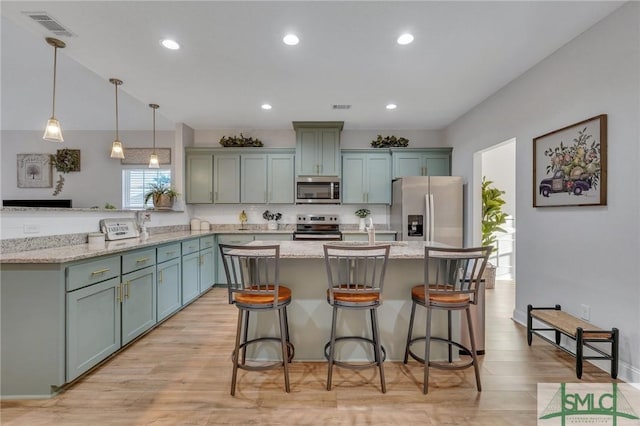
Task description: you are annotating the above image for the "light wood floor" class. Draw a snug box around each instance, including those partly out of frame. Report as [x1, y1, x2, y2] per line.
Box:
[1, 280, 616, 425]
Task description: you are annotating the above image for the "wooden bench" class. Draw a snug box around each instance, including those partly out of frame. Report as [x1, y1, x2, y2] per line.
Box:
[527, 304, 618, 379]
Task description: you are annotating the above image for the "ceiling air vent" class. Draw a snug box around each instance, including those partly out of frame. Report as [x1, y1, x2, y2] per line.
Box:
[332, 104, 352, 110]
[23, 12, 75, 37]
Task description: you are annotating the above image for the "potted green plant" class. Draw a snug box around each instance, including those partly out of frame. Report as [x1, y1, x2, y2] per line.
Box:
[355, 208, 371, 231]
[481, 177, 507, 288]
[263, 210, 282, 230]
[144, 182, 179, 210]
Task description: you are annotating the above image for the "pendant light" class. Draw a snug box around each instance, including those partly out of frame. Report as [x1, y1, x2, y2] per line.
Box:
[148, 104, 160, 168]
[43, 38, 66, 142]
[109, 78, 125, 159]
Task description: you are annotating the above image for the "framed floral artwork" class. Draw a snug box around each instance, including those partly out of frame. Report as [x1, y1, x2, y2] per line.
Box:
[17, 154, 52, 188]
[533, 114, 607, 207]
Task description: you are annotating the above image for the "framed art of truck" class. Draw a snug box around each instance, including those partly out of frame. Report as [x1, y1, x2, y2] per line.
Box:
[533, 114, 607, 208]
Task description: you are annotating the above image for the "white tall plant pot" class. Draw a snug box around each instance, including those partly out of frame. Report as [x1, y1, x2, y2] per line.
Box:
[483, 263, 496, 289]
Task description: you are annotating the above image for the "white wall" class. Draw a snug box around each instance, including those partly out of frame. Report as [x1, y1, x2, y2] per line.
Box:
[482, 140, 516, 218]
[1, 129, 175, 208]
[194, 128, 444, 149]
[445, 3, 639, 381]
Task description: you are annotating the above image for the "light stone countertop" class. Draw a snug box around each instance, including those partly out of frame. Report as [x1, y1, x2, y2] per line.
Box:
[0, 226, 396, 264]
[244, 240, 451, 259]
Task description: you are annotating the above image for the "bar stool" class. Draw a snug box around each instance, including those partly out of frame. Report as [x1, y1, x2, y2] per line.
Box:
[403, 246, 491, 394]
[323, 244, 390, 393]
[219, 244, 294, 396]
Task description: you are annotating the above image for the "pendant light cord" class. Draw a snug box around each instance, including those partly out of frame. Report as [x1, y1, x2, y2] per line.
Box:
[114, 82, 119, 140]
[51, 45, 58, 117]
[152, 106, 156, 153]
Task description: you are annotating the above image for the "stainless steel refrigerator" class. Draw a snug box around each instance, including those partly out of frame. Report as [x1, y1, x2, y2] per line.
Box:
[390, 176, 463, 246]
[390, 176, 485, 354]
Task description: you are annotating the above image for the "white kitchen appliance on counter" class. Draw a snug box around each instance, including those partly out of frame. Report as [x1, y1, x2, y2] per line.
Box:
[99, 218, 140, 241]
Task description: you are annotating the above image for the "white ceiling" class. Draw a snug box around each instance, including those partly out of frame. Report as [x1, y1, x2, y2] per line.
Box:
[1, 1, 623, 132]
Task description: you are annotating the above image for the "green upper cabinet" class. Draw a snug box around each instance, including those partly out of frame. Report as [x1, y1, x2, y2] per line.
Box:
[186, 148, 294, 205]
[342, 151, 391, 204]
[241, 154, 267, 203]
[293, 121, 343, 176]
[213, 154, 240, 203]
[186, 154, 213, 203]
[241, 153, 294, 204]
[391, 148, 452, 178]
[268, 153, 295, 203]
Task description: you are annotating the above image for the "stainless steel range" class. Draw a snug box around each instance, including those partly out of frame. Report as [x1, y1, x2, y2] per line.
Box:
[293, 214, 342, 241]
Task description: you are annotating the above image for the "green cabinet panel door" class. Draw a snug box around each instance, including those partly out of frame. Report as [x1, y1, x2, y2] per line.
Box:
[66, 277, 121, 382]
[121, 266, 157, 345]
[215, 234, 255, 285]
[157, 257, 181, 322]
[199, 247, 215, 294]
[391, 149, 452, 178]
[214, 154, 240, 203]
[267, 154, 295, 203]
[186, 154, 213, 203]
[241, 154, 268, 203]
[296, 128, 340, 176]
[182, 251, 200, 304]
[342, 152, 391, 204]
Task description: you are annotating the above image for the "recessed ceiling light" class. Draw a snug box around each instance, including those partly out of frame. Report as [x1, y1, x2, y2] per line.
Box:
[397, 33, 414, 45]
[161, 39, 180, 50]
[261, 103, 272, 110]
[386, 104, 397, 110]
[283, 34, 299, 46]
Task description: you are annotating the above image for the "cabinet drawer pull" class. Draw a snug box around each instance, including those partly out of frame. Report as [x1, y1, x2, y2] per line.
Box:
[165, 251, 176, 256]
[199, 255, 204, 265]
[158, 270, 163, 283]
[91, 268, 110, 276]
[116, 284, 121, 303]
[136, 257, 149, 263]
[124, 281, 130, 299]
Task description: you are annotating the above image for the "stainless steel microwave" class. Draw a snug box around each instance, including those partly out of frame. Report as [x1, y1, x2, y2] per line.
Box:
[295, 176, 341, 204]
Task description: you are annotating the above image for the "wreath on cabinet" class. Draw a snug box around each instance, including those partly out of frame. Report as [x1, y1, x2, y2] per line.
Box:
[370, 135, 409, 148]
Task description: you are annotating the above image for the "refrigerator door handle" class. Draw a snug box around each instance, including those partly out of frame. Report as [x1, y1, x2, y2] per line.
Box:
[429, 193, 435, 242]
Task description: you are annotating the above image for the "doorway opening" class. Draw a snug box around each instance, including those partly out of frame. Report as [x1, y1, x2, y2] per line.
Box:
[472, 138, 516, 280]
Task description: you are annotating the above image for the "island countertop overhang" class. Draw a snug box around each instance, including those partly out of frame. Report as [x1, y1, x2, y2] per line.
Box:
[243, 240, 453, 259]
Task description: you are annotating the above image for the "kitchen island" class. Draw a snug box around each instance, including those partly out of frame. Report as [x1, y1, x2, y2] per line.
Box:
[242, 240, 459, 362]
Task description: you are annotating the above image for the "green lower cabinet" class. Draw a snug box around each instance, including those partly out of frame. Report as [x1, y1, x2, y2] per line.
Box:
[157, 258, 181, 322]
[215, 234, 256, 285]
[66, 277, 121, 382]
[199, 247, 215, 294]
[182, 252, 200, 304]
[121, 266, 157, 345]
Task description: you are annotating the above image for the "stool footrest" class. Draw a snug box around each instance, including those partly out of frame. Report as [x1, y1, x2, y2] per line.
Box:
[324, 336, 386, 370]
[406, 336, 475, 369]
[232, 336, 295, 371]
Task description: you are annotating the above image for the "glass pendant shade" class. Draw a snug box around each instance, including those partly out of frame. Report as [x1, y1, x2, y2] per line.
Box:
[110, 140, 124, 159]
[43, 117, 63, 142]
[148, 153, 159, 168]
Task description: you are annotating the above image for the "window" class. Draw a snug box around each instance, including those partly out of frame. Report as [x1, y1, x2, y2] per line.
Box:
[123, 169, 171, 209]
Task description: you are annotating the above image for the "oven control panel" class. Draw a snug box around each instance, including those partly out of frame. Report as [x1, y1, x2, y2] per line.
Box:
[296, 214, 340, 224]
